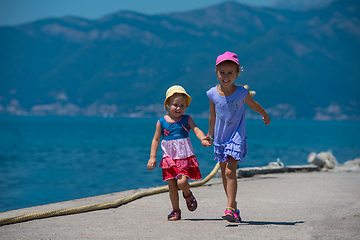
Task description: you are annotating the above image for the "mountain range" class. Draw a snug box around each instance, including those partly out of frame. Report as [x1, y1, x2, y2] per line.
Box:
[0, 0, 359, 120]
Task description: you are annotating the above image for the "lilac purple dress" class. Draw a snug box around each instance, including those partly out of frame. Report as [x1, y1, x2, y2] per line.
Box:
[207, 86, 248, 163]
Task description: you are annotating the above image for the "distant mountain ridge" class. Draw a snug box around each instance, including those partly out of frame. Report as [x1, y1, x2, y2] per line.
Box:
[0, 0, 359, 120]
[269, 0, 335, 10]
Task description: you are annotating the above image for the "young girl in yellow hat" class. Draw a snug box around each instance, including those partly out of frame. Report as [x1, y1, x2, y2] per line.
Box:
[147, 85, 211, 221]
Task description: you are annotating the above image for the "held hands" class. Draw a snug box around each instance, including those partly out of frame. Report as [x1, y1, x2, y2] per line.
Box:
[201, 138, 212, 147]
[147, 157, 157, 171]
[201, 134, 213, 147]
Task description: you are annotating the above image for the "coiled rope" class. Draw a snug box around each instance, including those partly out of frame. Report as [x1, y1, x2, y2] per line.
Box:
[0, 163, 220, 226]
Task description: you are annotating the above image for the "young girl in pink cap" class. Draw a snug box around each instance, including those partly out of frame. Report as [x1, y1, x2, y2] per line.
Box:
[206, 51, 271, 222]
[147, 85, 211, 221]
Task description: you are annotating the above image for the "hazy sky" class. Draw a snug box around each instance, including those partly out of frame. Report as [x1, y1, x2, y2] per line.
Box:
[0, 0, 274, 26]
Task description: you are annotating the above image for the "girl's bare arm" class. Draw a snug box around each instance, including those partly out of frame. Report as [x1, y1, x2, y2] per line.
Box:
[188, 116, 211, 147]
[208, 100, 216, 137]
[147, 121, 162, 170]
[245, 92, 271, 125]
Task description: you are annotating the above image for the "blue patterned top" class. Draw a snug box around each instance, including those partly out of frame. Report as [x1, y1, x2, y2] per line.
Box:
[158, 115, 190, 141]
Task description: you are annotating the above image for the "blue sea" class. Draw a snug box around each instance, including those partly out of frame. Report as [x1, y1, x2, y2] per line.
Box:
[1, 116, 359, 213]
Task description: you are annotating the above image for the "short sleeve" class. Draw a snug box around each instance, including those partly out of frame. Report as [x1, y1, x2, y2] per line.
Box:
[238, 86, 248, 102]
[206, 87, 217, 103]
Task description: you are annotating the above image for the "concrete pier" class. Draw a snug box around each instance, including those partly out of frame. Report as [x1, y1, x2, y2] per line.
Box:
[1, 170, 359, 239]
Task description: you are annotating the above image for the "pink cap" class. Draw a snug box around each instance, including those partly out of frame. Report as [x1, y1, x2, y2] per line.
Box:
[216, 51, 239, 66]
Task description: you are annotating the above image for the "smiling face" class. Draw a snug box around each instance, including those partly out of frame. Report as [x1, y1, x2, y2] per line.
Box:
[215, 61, 240, 88]
[167, 94, 187, 120]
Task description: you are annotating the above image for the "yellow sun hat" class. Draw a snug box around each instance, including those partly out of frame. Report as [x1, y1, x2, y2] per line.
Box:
[164, 85, 192, 108]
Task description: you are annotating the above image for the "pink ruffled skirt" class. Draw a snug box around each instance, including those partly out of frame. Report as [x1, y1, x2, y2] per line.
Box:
[161, 156, 202, 181]
[159, 137, 202, 181]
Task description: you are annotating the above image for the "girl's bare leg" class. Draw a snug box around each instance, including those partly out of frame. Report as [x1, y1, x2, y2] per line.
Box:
[177, 175, 190, 197]
[219, 162, 228, 197]
[224, 156, 238, 209]
[177, 175, 196, 206]
[167, 179, 180, 210]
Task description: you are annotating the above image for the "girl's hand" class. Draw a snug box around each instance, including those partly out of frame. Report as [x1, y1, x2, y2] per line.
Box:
[263, 115, 271, 125]
[201, 138, 213, 147]
[147, 157, 157, 171]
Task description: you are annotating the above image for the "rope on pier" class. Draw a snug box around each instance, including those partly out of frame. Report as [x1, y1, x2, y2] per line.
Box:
[0, 163, 220, 226]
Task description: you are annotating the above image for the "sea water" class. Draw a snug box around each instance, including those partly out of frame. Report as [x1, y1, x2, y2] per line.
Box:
[0, 116, 359, 212]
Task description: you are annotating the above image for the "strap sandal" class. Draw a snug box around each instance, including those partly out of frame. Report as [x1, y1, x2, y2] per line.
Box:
[168, 209, 181, 221]
[183, 190, 197, 211]
[236, 209, 242, 222]
[222, 207, 241, 223]
[234, 201, 242, 222]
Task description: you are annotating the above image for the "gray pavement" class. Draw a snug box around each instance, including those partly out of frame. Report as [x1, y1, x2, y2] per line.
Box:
[1, 170, 360, 239]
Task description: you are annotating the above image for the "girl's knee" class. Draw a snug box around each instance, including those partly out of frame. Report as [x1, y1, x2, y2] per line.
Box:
[225, 161, 238, 179]
[224, 167, 236, 179]
[177, 175, 189, 188]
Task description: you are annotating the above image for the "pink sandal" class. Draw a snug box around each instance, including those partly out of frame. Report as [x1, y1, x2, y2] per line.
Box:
[222, 207, 241, 223]
[183, 191, 197, 211]
[168, 209, 181, 221]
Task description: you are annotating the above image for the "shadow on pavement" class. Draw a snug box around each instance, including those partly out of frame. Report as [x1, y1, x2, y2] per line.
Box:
[183, 219, 305, 226]
[226, 220, 305, 227]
